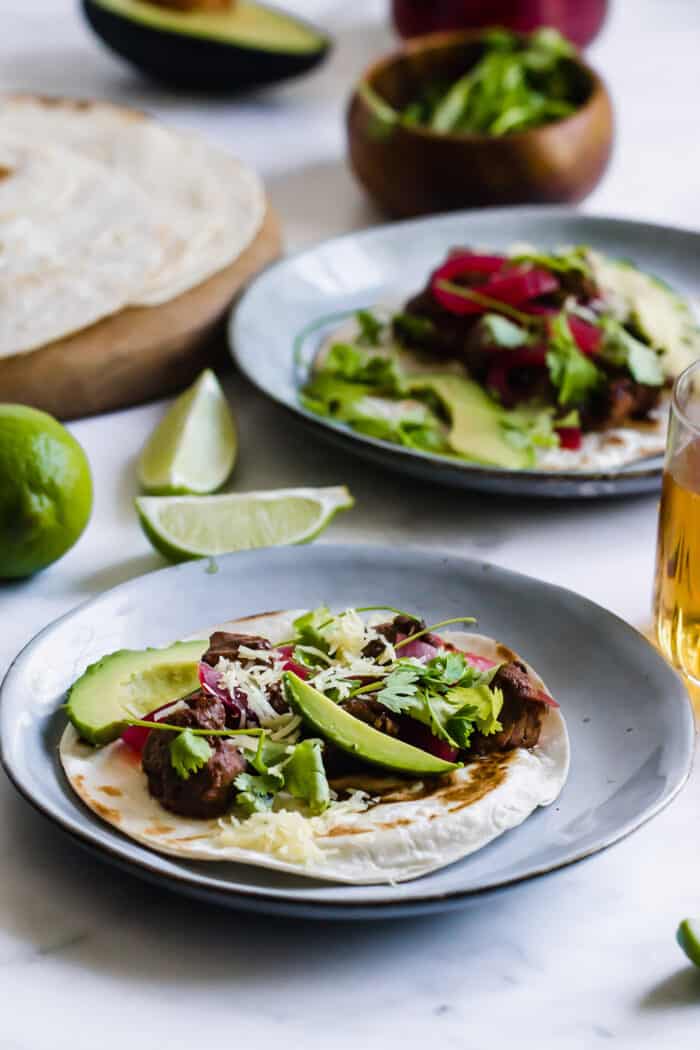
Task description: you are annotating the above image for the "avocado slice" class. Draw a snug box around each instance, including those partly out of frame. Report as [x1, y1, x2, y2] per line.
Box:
[409, 374, 533, 469]
[590, 253, 700, 380]
[83, 0, 331, 90]
[284, 672, 459, 776]
[67, 638, 206, 746]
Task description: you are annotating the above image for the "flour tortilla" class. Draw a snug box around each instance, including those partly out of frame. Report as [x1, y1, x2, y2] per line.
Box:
[60, 610, 569, 885]
[0, 133, 167, 357]
[0, 95, 265, 354]
[314, 312, 669, 473]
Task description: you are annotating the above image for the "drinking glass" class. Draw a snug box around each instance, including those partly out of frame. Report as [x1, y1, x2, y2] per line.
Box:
[654, 360, 700, 683]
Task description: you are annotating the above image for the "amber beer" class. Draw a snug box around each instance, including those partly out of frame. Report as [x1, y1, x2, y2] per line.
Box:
[654, 363, 700, 683]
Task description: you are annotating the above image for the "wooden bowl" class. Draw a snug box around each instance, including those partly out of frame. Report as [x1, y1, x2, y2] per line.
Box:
[347, 30, 614, 218]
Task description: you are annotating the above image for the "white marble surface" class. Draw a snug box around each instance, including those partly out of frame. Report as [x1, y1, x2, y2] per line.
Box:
[2, 0, 700, 1045]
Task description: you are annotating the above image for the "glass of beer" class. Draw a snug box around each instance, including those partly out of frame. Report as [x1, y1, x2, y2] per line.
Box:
[654, 360, 700, 683]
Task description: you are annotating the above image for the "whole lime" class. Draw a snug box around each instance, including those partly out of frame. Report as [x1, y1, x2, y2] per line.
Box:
[0, 404, 93, 578]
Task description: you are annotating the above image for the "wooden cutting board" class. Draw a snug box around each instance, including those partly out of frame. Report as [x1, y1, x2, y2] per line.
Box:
[0, 203, 281, 421]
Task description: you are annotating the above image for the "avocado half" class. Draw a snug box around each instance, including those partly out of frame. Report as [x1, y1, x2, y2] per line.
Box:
[82, 0, 331, 90]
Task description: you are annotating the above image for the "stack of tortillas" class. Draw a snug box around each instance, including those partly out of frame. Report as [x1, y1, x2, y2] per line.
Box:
[0, 96, 279, 418]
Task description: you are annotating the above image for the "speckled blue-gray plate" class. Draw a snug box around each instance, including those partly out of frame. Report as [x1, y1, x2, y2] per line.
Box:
[230, 207, 700, 498]
[0, 546, 693, 919]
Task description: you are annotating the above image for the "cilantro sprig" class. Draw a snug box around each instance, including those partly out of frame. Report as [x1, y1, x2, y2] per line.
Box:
[373, 651, 504, 748]
[546, 313, 603, 406]
[234, 738, 330, 816]
[123, 719, 263, 783]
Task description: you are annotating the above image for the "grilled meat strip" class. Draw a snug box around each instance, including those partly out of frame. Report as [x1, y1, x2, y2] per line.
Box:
[468, 661, 545, 755]
[141, 689, 246, 818]
[202, 631, 272, 666]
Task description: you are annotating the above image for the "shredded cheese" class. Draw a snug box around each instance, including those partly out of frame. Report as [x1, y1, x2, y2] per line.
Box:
[215, 654, 283, 723]
[217, 792, 373, 865]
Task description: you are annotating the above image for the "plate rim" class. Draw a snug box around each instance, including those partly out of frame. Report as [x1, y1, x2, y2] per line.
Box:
[230, 205, 699, 489]
[0, 544, 695, 916]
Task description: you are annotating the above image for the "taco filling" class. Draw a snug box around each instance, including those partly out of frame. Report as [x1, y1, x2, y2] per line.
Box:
[301, 246, 700, 472]
[61, 607, 569, 884]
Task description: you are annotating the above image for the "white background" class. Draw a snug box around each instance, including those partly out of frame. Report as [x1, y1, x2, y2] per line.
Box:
[1, 1, 700, 1046]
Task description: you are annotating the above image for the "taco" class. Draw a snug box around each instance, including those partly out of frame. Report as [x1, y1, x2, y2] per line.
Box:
[301, 246, 700, 472]
[60, 607, 568, 884]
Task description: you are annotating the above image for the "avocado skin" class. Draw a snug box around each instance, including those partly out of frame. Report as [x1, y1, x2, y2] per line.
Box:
[83, 0, 331, 90]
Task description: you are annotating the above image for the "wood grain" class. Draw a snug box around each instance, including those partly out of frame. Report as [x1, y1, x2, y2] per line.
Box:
[0, 203, 281, 420]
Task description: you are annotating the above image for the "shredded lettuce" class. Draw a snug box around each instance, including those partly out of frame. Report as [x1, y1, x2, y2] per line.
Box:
[355, 309, 385, 347]
[319, 342, 404, 392]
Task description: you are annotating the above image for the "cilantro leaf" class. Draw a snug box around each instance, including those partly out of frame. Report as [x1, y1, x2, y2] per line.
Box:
[355, 309, 385, 347]
[599, 316, 665, 386]
[234, 772, 280, 814]
[546, 313, 603, 406]
[376, 666, 422, 712]
[281, 739, 330, 815]
[421, 651, 469, 686]
[393, 312, 437, 345]
[235, 738, 330, 816]
[500, 405, 559, 454]
[249, 735, 290, 778]
[169, 729, 213, 781]
[292, 606, 332, 652]
[374, 655, 504, 747]
[443, 685, 504, 747]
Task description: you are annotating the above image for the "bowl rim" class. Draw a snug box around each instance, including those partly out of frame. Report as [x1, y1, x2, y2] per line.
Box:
[352, 27, 610, 145]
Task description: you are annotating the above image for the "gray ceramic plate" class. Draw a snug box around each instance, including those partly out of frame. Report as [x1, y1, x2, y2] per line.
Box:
[231, 207, 700, 498]
[0, 546, 693, 919]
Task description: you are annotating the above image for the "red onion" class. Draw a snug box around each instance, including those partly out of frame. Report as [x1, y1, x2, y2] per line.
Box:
[463, 651, 559, 707]
[282, 660, 310, 679]
[121, 700, 178, 752]
[277, 645, 310, 680]
[464, 651, 497, 671]
[395, 635, 440, 661]
[433, 266, 558, 316]
[198, 661, 248, 722]
[566, 316, 601, 356]
[556, 426, 583, 450]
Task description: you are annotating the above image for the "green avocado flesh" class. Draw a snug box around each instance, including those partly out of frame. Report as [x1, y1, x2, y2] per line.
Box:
[90, 0, 326, 51]
[283, 672, 459, 776]
[410, 374, 531, 469]
[591, 255, 700, 379]
[66, 639, 206, 746]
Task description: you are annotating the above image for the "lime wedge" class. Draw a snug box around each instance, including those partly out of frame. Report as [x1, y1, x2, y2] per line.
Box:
[677, 919, 700, 967]
[136, 486, 354, 562]
[137, 369, 237, 495]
